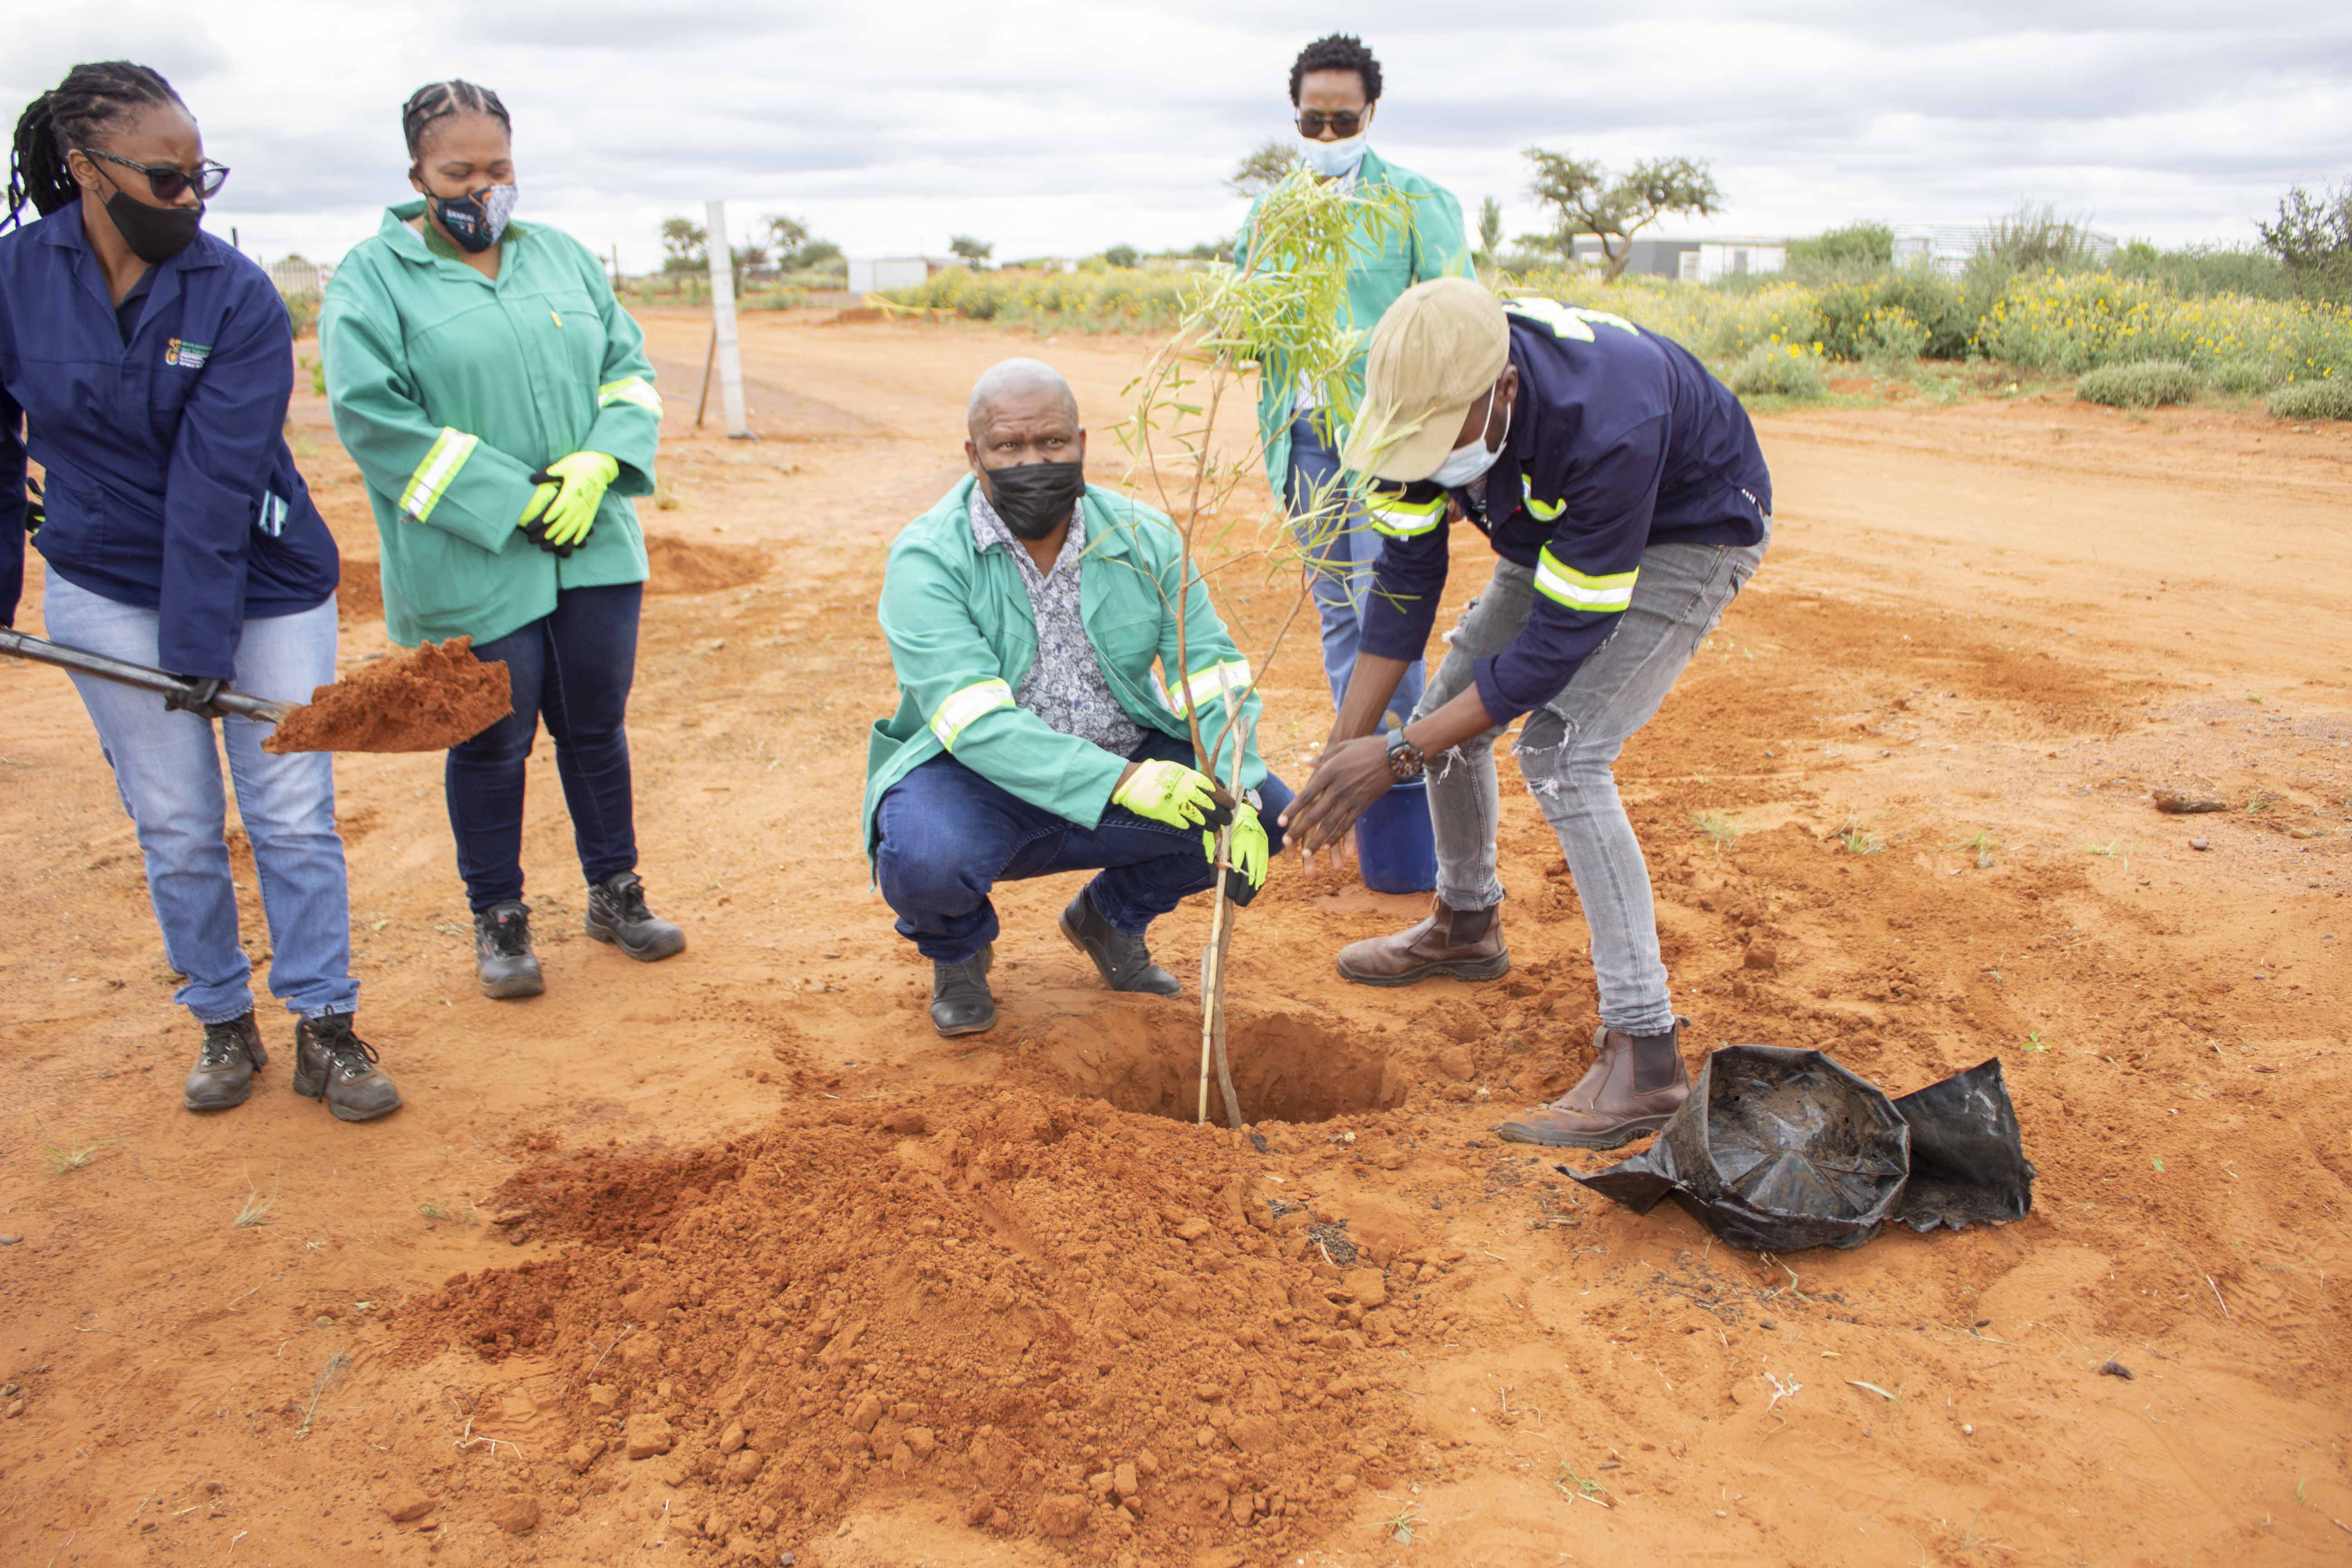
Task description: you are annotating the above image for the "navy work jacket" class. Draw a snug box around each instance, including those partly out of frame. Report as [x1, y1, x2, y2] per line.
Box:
[1359, 299, 1771, 723]
[0, 206, 337, 678]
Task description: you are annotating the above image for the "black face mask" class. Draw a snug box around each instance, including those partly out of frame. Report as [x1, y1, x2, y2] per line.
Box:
[103, 187, 204, 265]
[982, 459, 1086, 540]
[428, 182, 518, 254]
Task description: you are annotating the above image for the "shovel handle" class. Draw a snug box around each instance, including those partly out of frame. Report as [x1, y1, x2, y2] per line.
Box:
[0, 628, 292, 723]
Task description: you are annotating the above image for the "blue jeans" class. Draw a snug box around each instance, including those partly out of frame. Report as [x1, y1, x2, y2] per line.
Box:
[42, 573, 357, 1024]
[448, 583, 642, 911]
[875, 731, 1293, 964]
[1415, 530, 1769, 1036]
[1286, 411, 1426, 725]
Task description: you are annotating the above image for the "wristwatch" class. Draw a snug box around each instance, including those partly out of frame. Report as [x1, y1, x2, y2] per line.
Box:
[1385, 728, 1426, 781]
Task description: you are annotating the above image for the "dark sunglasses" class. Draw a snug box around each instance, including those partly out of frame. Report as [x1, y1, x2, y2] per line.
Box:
[80, 147, 230, 202]
[1296, 111, 1365, 138]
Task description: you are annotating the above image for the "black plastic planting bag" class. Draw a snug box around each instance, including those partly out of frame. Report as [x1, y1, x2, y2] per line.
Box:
[1566, 1046, 2033, 1252]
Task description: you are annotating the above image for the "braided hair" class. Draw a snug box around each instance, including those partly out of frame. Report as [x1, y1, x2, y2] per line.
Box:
[401, 80, 511, 167]
[5, 60, 184, 231]
[1289, 34, 1382, 105]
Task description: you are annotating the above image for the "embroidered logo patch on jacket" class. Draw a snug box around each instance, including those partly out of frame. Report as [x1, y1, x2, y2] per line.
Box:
[164, 338, 212, 370]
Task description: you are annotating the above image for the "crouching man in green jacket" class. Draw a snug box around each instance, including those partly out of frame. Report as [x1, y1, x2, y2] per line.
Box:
[863, 359, 1290, 1036]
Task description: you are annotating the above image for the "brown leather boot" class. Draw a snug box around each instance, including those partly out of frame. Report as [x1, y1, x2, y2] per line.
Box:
[1334, 898, 1509, 987]
[1495, 1020, 1690, 1149]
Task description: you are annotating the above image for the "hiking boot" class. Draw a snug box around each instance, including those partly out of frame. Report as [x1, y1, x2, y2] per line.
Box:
[1495, 1020, 1690, 1150]
[291, 1012, 403, 1123]
[475, 900, 544, 999]
[931, 943, 996, 1036]
[1335, 898, 1510, 987]
[184, 1011, 267, 1111]
[586, 871, 686, 962]
[1058, 887, 1180, 996]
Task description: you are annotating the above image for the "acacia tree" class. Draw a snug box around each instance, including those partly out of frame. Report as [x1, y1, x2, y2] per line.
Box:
[1108, 168, 1413, 1126]
[1226, 137, 1294, 199]
[948, 235, 995, 269]
[1519, 149, 1722, 279]
[659, 216, 707, 273]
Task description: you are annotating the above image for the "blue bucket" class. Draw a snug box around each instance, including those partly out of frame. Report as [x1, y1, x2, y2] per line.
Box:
[1353, 777, 1437, 894]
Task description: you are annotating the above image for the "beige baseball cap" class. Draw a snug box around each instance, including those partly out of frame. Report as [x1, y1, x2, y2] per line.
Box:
[1341, 277, 1511, 482]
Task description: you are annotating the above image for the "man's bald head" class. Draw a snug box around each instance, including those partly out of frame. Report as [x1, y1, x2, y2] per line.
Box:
[967, 357, 1080, 441]
[965, 357, 1086, 490]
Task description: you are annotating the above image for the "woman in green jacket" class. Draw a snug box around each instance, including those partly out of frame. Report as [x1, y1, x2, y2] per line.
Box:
[321, 80, 684, 1000]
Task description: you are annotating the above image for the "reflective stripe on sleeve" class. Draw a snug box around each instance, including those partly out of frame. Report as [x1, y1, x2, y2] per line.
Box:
[1366, 493, 1445, 538]
[1168, 657, 1251, 716]
[598, 376, 662, 415]
[929, 678, 1014, 750]
[1533, 547, 1637, 612]
[399, 428, 479, 523]
[1524, 495, 1565, 522]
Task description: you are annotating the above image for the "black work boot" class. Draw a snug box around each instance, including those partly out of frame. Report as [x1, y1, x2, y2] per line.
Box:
[1058, 887, 1181, 996]
[475, 900, 544, 999]
[586, 871, 686, 962]
[931, 943, 996, 1037]
[184, 1011, 268, 1112]
[291, 1012, 403, 1122]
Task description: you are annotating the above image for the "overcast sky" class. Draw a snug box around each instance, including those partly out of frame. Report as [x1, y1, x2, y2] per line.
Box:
[5, 0, 2345, 272]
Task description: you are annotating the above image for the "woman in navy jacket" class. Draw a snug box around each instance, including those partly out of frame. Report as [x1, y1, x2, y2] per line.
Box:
[1, 62, 398, 1121]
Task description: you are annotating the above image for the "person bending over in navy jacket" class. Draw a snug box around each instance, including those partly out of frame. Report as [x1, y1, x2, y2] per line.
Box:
[1282, 279, 1769, 1152]
[0, 62, 399, 1121]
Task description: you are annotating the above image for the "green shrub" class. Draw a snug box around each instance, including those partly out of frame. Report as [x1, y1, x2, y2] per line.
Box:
[1726, 343, 1829, 401]
[2076, 360, 2200, 408]
[881, 265, 1194, 333]
[2213, 358, 2284, 396]
[2113, 242, 2291, 300]
[2266, 378, 2352, 421]
[281, 289, 319, 339]
[1976, 270, 2352, 381]
[1785, 221, 1893, 281]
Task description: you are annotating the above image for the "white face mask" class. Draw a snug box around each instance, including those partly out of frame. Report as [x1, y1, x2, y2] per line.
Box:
[1298, 133, 1367, 179]
[1429, 390, 1509, 488]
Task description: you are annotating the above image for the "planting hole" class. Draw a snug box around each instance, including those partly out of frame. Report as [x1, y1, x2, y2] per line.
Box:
[1017, 1009, 1403, 1126]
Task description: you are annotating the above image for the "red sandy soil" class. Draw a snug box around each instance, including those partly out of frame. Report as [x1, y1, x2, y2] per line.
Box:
[262, 638, 511, 755]
[2, 306, 2348, 1568]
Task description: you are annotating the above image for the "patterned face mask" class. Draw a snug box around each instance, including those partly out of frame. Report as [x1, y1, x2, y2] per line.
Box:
[428, 181, 517, 253]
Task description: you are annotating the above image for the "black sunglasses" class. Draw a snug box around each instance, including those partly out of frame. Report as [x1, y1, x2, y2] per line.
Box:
[1296, 111, 1365, 139]
[80, 147, 230, 202]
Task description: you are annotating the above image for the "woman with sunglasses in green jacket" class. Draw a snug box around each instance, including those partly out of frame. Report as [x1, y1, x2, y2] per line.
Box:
[322, 79, 684, 1002]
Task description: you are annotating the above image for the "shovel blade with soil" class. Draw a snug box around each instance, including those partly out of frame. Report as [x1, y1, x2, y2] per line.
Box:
[1, 629, 510, 753]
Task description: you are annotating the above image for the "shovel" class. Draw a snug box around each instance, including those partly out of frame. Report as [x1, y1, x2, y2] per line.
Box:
[0, 627, 510, 753]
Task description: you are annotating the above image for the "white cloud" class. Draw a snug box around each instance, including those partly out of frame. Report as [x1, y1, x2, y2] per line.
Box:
[4, 0, 2342, 269]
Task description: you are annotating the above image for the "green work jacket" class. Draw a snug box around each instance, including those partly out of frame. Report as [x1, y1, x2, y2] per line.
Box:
[320, 204, 661, 647]
[862, 476, 1266, 865]
[1237, 147, 1474, 492]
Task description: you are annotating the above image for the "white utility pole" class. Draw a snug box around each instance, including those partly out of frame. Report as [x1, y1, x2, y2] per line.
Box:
[703, 199, 751, 439]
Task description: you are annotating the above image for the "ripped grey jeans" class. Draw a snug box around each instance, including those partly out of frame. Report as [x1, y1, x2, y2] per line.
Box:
[1411, 529, 1768, 1035]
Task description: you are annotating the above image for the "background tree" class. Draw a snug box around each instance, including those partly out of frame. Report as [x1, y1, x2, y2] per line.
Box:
[793, 238, 845, 274]
[659, 216, 708, 274]
[1517, 149, 1722, 280]
[764, 214, 811, 258]
[1103, 244, 1139, 269]
[1475, 195, 1504, 279]
[2259, 180, 2352, 303]
[1226, 137, 1294, 199]
[948, 235, 994, 269]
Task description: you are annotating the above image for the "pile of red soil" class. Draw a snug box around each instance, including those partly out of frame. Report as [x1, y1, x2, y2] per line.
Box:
[403, 1092, 1445, 1565]
[263, 637, 511, 753]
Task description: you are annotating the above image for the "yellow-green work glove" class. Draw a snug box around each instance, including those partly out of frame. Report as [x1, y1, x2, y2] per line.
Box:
[1208, 800, 1269, 891]
[539, 451, 620, 548]
[1112, 759, 1225, 830]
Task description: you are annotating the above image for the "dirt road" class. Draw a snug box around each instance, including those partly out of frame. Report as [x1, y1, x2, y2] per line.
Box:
[3, 306, 2347, 1567]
